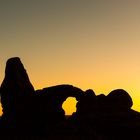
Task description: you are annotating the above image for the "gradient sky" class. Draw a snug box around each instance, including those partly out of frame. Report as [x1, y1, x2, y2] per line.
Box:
[0, 0, 140, 115]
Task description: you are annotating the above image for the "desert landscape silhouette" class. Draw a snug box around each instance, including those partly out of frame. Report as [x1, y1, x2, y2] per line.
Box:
[0, 57, 140, 140]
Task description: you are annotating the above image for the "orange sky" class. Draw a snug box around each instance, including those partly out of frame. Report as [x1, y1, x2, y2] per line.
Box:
[0, 1, 140, 115]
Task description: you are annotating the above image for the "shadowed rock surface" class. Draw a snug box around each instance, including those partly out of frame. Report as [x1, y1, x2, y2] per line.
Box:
[0, 57, 140, 140]
[0, 57, 35, 134]
[33, 84, 84, 135]
[107, 89, 133, 110]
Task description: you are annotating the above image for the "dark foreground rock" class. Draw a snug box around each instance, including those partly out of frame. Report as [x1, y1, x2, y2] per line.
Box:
[0, 57, 140, 140]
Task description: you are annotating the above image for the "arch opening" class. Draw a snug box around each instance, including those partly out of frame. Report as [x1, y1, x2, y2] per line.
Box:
[62, 97, 78, 116]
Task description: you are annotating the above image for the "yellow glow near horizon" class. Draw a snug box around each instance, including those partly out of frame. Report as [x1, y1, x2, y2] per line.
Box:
[62, 97, 78, 115]
[0, 84, 139, 116]
[0, 104, 2, 115]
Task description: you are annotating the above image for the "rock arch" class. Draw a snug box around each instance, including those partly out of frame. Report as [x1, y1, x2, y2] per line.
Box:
[0, 57, 84, 133]
[35, 84, 84, 117]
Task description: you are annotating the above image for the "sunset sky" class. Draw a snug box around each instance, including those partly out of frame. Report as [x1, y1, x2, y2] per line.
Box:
[0, 0, 140, 115]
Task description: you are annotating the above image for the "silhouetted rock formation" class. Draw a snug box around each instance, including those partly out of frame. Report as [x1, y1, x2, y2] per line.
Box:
[0, 57, 35, 134]
[72, 89, 140, 140]
[107, 89, 133, 110]
[33, 84, 84, 134]
[0, 57, 140, 140]
[76, 89, 96, 115]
